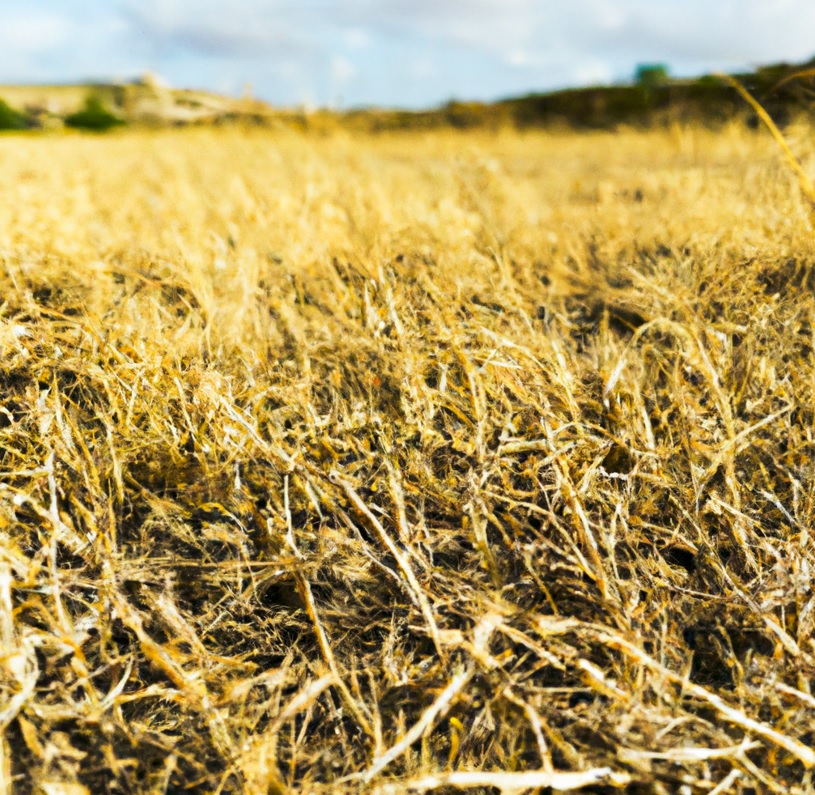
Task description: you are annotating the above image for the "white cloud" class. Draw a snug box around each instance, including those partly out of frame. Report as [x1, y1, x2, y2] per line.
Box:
[330, 54, 356, 85]
[508, 51, 531, 68]
[337, 0, 815, 75]
[342, 27, 370, 49]
[2, 0, 815, 107]
[0, 11, 71, 56]
[572, 59, 614, 87]
[6, 15, 70, 52]
[122, 0, 313, 58]
[408, 57, 438, 80]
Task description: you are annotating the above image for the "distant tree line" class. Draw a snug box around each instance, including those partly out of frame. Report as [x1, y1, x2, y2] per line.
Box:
[2, 58, 815, 133]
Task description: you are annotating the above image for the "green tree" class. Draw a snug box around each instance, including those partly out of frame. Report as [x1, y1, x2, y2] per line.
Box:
[635, 64, 670, 88]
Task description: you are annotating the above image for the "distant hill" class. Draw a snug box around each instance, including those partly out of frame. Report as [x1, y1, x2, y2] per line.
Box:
[340, 57, 815, 132]
[0, 73, 277, 130]
[494, 58, 815, 130]
[1, 59, 815, 132]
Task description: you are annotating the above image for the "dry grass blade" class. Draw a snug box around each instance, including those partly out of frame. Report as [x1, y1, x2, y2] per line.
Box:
[708, 769, 743, 795]
[717, 72, 815, 212]
[269, 672, 335, 733]
[362, 667, 473, 783]
[329, 469, 446, 662]
[618, 739, 761, 763]
[294, 570, 375, 740]
[766, 67, 815, 95]
[601, 631, 815, 768]
[404, 767, 632, 793]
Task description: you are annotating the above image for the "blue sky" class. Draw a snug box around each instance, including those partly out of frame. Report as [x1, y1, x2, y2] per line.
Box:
[2, 1, 815, 108]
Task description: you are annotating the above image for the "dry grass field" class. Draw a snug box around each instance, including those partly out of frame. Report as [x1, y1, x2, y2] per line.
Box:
[1, 122, 815, 793]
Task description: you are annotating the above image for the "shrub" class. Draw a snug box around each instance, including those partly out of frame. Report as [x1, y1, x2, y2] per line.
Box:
[65, 94, 124, 131]
[0, 98, 28, 130]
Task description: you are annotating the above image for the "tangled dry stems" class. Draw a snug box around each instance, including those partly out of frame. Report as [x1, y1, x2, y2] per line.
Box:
[0, 126, 814, 793]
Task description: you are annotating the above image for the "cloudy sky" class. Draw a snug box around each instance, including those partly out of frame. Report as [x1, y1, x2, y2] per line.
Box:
[1, 1, 815, 108]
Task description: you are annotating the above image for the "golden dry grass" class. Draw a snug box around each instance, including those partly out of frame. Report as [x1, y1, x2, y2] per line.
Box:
[1, 123, 815, 793]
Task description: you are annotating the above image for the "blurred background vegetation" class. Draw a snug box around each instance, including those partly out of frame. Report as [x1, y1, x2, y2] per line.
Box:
[1, 56, 815, 133]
